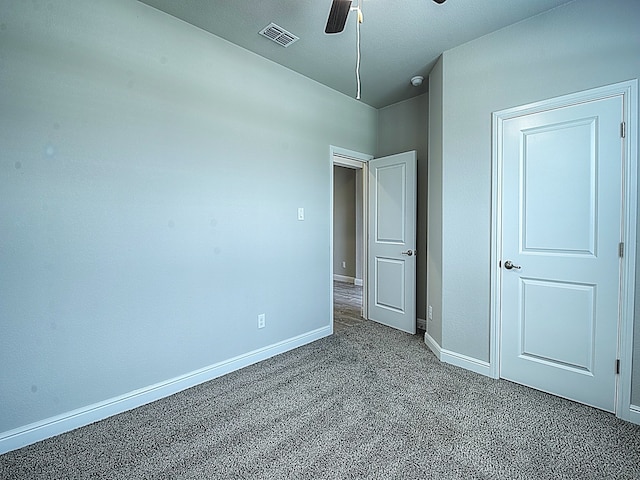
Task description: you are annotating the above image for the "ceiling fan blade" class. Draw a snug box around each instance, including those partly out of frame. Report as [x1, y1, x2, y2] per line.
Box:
[325, 0, 352, 34]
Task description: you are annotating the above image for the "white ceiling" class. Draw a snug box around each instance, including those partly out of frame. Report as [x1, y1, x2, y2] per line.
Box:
[138, 0, 575, 108]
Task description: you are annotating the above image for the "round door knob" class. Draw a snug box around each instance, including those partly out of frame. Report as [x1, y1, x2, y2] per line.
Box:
[401, 250, 414, 256]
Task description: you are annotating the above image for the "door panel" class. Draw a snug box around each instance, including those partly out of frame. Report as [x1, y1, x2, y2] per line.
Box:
[375, 163, 406, 243]
[368, 151, 417, 334]
[374, 257, 405, 312]
[500, 96, 622, 412]
[520, 278, 595, 372]
[522, 119, 596, 254]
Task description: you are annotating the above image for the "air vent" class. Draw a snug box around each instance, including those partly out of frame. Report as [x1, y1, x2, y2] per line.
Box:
[259, 23, 299, 48]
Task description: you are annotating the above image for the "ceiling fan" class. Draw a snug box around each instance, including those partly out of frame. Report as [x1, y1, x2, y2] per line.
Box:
[324, 0, 446, 100]
[325, 0, 447, 34]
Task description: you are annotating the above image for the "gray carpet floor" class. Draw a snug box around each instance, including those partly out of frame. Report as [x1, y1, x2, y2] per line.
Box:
[2, 282, 639, 479]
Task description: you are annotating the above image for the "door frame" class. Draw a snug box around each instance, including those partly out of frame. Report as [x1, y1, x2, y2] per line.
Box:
[330, 145, 373, 327]
[489, 80, 638, 422]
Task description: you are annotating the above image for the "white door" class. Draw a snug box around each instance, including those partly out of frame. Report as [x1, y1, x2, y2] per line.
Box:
[367, 151, 417, 334]
[500, 95, 623, 412]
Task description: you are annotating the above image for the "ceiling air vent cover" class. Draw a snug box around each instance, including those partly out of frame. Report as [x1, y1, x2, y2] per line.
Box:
[259, 23, 299, 48]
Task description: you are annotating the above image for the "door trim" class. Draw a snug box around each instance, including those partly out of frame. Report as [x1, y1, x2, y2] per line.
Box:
[490, 80, 638, 423]
[330, 146, 373, 327]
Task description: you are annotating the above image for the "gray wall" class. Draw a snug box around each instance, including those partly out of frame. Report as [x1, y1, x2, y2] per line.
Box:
[0, 0, 377, 434]
[377, 94, 428, 321]
[427, 57, 443, 346]
[333, 166, 357, 279]
[428, 0, 640, 403]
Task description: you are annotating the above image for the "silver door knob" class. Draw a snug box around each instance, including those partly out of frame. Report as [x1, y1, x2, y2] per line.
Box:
[504, 260, 521, 270]
[401, 250, 414, 257]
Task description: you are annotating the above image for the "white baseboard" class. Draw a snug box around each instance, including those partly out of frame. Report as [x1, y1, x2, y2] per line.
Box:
[423, 331, 492, 377]
[440, 349, 492, 377]
[424, 330, 442, 358]
[417, 317, 427, 331]
[0, 325, 332, 455]
[625, 404, 640, 426]
[333, 275, 362, 286]
[333, 274, 356, 284]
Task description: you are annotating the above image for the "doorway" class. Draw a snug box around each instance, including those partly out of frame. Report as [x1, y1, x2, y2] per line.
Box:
[332, 149, 369, 328]
[330, 147, 419, 334]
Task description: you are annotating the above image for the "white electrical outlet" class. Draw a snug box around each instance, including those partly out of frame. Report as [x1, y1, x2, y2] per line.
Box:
[258, 313, 266, 329]
[297, 207, 305, 221]
[428, 305, 433, 320]
[342, 261, 346, 269]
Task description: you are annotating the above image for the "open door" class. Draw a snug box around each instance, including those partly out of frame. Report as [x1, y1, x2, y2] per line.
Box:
[367, 151, 417, 334]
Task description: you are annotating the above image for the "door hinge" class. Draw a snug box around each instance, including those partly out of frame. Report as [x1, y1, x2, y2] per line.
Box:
[616, 359, 621, 375]
[621, 122, 626, 138]
[619, 242, 624, 258]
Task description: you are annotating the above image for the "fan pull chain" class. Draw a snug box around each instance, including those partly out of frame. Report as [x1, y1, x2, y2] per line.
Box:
[355, 3, 362, 100]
